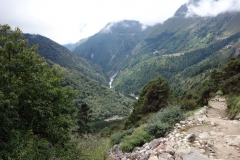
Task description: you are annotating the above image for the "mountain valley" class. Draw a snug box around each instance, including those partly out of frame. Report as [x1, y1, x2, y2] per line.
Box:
[2, 0, 240, 159]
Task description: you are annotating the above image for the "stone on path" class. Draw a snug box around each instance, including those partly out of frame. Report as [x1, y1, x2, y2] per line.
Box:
[148, 156, 158, 160]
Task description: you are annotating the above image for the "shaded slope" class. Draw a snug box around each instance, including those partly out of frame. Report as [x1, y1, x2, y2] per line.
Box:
[24, 34, 107, 85]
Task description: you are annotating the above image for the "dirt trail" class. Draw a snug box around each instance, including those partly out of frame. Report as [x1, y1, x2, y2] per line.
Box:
[187, 97, 240, 160]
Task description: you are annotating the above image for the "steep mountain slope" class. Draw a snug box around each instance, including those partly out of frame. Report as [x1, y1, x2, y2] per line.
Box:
[24, 34, 107, 85]
[73, 20, 151, 76]
[24, 34, 133, 120]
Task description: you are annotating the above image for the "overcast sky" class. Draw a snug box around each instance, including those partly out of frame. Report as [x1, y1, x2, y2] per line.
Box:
[1, 0, 240, 44]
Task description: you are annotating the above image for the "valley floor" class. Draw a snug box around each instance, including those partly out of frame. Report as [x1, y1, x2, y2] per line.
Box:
[108, 96, 240, 160]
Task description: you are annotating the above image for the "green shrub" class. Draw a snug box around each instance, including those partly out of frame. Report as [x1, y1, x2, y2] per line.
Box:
[180, 98, 198, 111]
[110, 128, 134, 145]
[145, 123, 171, 138]
[120, 128, 154, 152]
[145, 105, 184, 138]
[148, 105, 185, 126]
[227, 95, 240, 120]
[1, 130, 82, 160]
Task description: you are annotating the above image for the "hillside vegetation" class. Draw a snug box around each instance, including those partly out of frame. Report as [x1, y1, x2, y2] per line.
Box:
[24, 34, 133, 121]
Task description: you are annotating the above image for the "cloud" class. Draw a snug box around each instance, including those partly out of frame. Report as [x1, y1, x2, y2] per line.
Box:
[186, 0, 240, 17]
[100, 22, 115, 34]
[0, 0, 188, 44]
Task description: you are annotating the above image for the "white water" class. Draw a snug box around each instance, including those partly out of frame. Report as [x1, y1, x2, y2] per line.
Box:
[109, 73, 118, 88]
[129, 93, 139, 100]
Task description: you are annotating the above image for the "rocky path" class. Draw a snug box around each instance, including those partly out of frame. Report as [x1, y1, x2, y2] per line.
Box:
[108, 96, 240, 160]
[186, 97, 240, 160]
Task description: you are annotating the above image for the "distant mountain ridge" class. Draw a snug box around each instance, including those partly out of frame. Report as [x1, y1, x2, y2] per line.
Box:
[72, 3, 240, 95]
[73, 20, 152, 76]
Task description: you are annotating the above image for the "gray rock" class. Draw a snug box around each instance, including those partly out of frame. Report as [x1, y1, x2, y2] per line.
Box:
[207, 140, 214, 147]
[139, 153, 149, 160]
[131, 153, 139, 160]
[185, 133, 196, 142]
[149, 139, 161, 149]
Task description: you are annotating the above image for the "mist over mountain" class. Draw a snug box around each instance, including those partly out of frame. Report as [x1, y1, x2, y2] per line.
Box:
[73, 20, 152, 76]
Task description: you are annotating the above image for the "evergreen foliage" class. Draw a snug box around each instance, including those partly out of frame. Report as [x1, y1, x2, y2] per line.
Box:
[76, 103, 92, 135]
[124, 76, 170, 128]
[0, 24, 79, 159]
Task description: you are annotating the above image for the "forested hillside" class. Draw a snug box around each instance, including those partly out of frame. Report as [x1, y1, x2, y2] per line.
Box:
[24, 34, 133, 120]
[24, 34, 107, 85]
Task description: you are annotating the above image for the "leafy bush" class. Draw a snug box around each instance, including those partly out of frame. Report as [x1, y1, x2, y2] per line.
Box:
[145, 123, 171, 138]
[0, 24, 79, 159]
[148, 105, 185, 126]
[145, 105, 184, 138]
[227, 95, 240, 120]
[120, 128, 154, 152]
[110, 128, 134, 145]
[180, 98, 198, 111]
[0, 130, 82, 159]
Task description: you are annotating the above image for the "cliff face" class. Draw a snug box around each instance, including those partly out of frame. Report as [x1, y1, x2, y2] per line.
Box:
[109, 97, 240, 160]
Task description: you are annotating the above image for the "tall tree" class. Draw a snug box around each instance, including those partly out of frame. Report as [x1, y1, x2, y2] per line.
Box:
[125, 76, 170, 128]
[0, 24, 77, 159]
